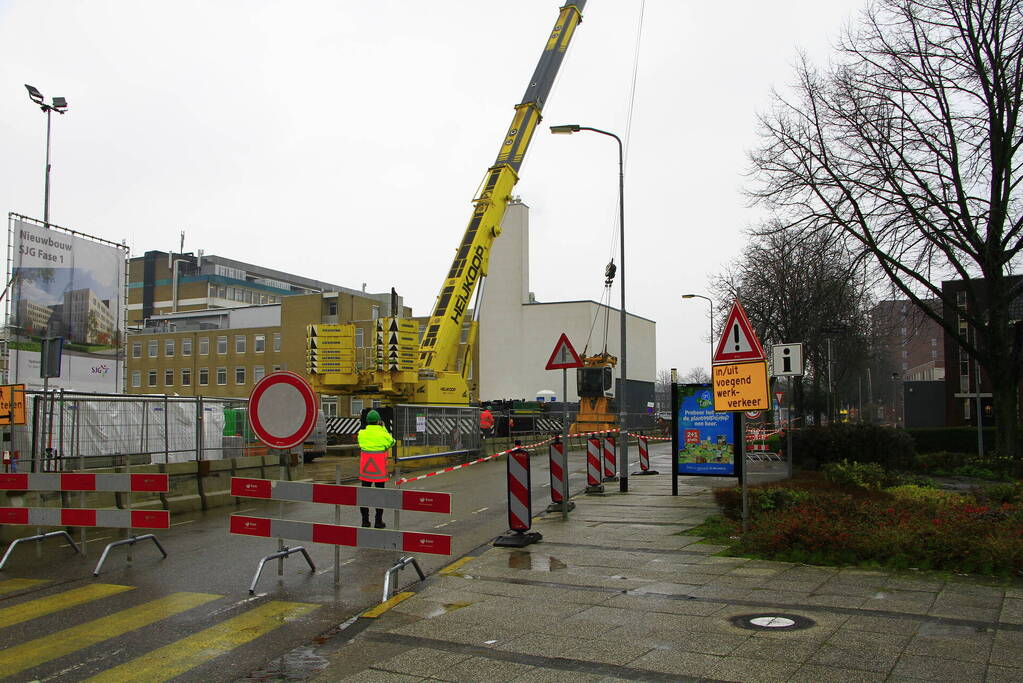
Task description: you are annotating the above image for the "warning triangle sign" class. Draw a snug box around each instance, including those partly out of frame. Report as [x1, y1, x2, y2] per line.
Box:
[713, 299, 766, 364]
[545, 333, 583, 370]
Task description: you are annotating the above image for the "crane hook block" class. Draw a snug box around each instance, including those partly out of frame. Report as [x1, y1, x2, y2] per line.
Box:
[604, 259, 617, 285]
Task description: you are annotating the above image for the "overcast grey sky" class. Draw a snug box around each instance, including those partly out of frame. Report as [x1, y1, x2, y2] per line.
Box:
[1, 0, 867, 377]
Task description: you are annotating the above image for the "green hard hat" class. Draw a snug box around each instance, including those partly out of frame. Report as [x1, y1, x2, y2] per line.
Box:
[366, 409, 381, 424]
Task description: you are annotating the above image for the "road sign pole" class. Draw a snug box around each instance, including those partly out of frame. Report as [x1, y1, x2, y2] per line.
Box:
[740, 411, 749, 534]
[562, 368, 569, 520]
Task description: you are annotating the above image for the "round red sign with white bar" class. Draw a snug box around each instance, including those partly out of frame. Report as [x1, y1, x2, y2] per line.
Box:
[248, 371, 318, 450]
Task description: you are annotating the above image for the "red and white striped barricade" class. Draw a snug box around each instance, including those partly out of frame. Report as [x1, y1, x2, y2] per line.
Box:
[632, 436, 659, 475]
[494, 446, 541, 547]
[585, 438, 605, 494]
[229, 477, 452, 598]
[0, 472, 169, 575]
[545, 439, 574, 513]
[602, 435, 618, 482]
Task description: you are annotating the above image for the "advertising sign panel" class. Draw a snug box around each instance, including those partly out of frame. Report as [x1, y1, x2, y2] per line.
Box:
[8, 217, 126, 393]
[672, 383, 741, 477]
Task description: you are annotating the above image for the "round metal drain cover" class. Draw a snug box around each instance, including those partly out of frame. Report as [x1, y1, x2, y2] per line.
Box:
[730, 613, 815, 631]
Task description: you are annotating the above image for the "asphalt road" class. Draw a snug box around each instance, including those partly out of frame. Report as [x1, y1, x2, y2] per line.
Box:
[0, 441, 666, 682]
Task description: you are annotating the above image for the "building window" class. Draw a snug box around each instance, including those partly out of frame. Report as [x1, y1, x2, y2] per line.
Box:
[216, 367, 227, 385]
[209, 283, 216, 297]
[182, 338, 192, 356]
[181, 368, 191, 386]
[272, 365, 281, 372]
[148, 370, 157, 387]
[321, 396, 338, 417]
[355, 327, 364, 348]
[372, 305, 380, 320]
[165, 339, 175, 357]
[351, 398, 364, 416]
[148, 340, 158, 358]
[254, 334, 265, 353]
[131, 342, 141, 359]
[235, 335, 246, 354]
[254, 366, 265, 382]
[199, 368, 209, 386]
[272, 332, 281, 352]
[199, 337, 209, 355]
[131, 371, 141, 388]
[235, 367, 246, 385]
[217, 336, 227, 354]
[165, 369, 174, 386]
[328, 301, 337, 316]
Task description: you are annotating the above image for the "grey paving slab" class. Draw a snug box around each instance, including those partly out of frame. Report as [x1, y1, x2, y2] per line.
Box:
[889, 654, 987, 682]
[842, 613, 923, 635]
[999, 597, 1023, 624]
[986, 663, 1023, 683]
[788, 663, 888, 682]
[731, 635, 820, 663]
[372, 647, 473, 677]
[433, 656, 536, 682]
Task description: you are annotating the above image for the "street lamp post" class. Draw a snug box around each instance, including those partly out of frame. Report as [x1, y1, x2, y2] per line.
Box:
[551, 124, 628, 493]
[25, 84, 68, 228]
[681, 294, 714, 366]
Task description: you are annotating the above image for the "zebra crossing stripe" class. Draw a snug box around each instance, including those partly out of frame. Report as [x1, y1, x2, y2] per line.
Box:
[86, 600, 319, 683]
[0, 592, 219, 678]
[0, 583, 133, 629]
[0, 578, 47, 595]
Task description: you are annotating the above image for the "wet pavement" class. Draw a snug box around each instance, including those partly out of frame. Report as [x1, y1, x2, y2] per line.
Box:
[304, 443, 1023, 682]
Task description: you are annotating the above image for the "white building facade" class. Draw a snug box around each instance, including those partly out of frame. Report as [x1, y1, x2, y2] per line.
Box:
[478, 199, 656, 402]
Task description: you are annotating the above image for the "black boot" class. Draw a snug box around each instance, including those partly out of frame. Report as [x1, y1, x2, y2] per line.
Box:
[374, 511, 386, 529]
[360, 507, 371, 528]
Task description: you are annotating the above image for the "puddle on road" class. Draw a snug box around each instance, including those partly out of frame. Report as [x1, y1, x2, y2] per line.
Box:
[507, 550, 567, 572]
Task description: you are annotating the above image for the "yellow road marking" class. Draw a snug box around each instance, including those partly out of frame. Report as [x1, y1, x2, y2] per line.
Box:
[0, 591, 218, 677]
[439, 556, 474, 575]
[0, 578, 48, 595]
[362, 591, 415, 618]
[0, 583, 133, 629]
[86, 600, 318, 683]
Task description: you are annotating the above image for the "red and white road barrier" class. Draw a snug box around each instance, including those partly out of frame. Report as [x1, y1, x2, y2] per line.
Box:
[230, 515, 450, 555]
[0, 472, 167, 492]
[230, 476, 453, 594]
[602, 435, 618, 481]
[395, 437, 555, 486]
[585, 438, 604, 494]
[231, 478, 450, 514]
[494, 446, 541, 547]
[0, 507, 168, 528]
[0, 471, 170, 574]
[548, 441, 567, 506]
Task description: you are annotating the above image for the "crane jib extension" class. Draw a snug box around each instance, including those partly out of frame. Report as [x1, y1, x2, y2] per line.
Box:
[418, 1, 586, 373]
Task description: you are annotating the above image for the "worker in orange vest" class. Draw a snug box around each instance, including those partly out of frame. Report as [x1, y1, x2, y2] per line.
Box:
[358, 410, 395, 528]
[479, 407, 495, 439]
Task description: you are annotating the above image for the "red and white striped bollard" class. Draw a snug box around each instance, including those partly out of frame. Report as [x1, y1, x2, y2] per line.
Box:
[585, 438, 604, 494]
[494, 443, 542, 547]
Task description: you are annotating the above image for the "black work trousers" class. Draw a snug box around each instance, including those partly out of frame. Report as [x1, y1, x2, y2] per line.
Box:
[360, 480, 385, 524]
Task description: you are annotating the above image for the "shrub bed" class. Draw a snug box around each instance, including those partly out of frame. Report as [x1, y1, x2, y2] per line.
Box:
[706, 478, 1023, 576]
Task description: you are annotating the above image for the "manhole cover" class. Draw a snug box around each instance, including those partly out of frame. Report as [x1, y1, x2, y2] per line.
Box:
[730, 613, 815, 631]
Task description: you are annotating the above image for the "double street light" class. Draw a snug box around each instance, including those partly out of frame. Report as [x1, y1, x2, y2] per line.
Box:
[25, 84, 69, 228]
[550, 124, 629, 493]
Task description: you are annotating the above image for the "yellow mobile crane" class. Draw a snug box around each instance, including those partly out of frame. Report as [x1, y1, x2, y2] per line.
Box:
[308, 1, 586, 406]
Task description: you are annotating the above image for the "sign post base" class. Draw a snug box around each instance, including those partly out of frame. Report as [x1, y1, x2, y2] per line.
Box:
[493, 531, 542, 548]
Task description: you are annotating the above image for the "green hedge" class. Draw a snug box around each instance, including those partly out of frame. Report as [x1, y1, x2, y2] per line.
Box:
[905, 427, 996, 456]
[790, 423, 916, 470]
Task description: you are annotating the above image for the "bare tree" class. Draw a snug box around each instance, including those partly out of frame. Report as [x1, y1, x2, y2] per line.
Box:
[681, 366, 711, 383]
[749, 0, 1023, 458]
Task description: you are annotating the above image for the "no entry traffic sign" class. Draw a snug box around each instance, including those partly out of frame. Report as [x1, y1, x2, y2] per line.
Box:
[248, 371, 318, 450]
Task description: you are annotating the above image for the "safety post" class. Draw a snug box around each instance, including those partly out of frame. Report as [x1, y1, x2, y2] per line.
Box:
[545, 438, 574, 514]
[632, 435, 659, 475]
[494, 442, 541, 547]
[229, 477, 452, 597]
[602, 434, 618, 482]
[0, 472, 169, 574]
[585, 438, 605, 494]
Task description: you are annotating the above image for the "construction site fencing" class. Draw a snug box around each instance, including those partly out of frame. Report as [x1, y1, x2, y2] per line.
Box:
[393, 404, 480, 462]
[6, 391, 251, 472]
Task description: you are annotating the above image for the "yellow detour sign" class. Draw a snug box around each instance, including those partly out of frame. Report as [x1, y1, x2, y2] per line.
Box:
[0, 384, 27, 425]
[712, 362, 769, 412]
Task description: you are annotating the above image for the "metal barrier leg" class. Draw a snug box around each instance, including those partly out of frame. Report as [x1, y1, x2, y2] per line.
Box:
[93, 534, 168, 576]
[0, 530, 81, 571]
[382, 556, 426, 602]
[248, 546, 316, 594]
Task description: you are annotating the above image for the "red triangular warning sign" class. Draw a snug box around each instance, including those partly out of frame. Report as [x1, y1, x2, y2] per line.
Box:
[546, 333, 583, 370]
[713, 299, 766, 363]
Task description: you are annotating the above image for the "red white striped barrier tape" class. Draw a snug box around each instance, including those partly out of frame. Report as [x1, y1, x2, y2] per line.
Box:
[0, 507, 169, 529]
[231, 477, 450, 513]
[0, 472, 168, 492]
[230, 515, 451, 555]
[395, 437, 555, 486]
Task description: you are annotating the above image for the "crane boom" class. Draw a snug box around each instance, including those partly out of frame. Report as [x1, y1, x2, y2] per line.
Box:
[418, 1, 585, 374]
